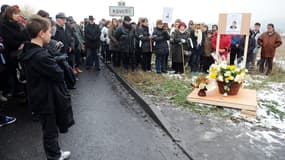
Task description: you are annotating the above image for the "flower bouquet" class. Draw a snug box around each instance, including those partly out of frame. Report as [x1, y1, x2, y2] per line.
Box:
[191, 76, 209, 97]
[208, 61, 247, 96]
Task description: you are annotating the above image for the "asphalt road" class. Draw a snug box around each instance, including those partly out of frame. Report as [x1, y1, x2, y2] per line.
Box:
[0, 65, 188, 160]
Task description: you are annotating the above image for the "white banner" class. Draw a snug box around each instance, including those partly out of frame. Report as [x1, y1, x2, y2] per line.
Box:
[162, 7, 173, 25]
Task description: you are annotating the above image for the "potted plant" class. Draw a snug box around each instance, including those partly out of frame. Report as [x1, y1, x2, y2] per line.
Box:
[208, 61, 247, 96]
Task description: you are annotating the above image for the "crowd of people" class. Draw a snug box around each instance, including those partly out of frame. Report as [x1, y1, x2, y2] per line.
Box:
[0, 3, 283, 160]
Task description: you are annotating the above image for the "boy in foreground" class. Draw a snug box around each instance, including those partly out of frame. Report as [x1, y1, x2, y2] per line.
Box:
[19, 15, 74, 160]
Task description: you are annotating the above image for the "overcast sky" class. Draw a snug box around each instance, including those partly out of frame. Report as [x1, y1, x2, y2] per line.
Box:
[1, 0, 284, 31]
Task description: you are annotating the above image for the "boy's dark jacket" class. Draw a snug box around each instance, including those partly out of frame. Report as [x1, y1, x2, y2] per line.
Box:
[18, 42, 74, 132]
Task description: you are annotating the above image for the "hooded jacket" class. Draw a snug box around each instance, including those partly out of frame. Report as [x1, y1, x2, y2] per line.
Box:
[19, 42, 74, 132]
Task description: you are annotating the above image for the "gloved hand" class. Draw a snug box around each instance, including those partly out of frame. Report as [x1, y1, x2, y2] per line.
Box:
[55, 41, 64, 51]
[152, 35, 158, 39]
[180, 39, 186, 44]
[55, 54, 68, 63]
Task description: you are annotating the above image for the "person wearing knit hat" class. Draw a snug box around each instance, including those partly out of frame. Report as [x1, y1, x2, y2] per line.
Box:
[171, 21, 191, 74]
[178, 22, 187, 29]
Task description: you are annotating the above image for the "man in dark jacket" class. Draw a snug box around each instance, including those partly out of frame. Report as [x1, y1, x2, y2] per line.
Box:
[53, 13, 77, 89]
[115, 16, 135, 72]
[84, 15, 101, 70]
[19, 15, 74, 160]
[53, 13, 74, 54]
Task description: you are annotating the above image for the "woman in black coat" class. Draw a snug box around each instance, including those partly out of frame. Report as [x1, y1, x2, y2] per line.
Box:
[0, 6, 30, 95]
[152, 20, 170, 73]
[136, 18, 152, 71]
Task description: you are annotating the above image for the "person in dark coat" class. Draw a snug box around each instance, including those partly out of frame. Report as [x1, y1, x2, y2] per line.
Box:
[202, 30, 214, 73]
[0, 6, 30, 96]
[136, 18, 152, 71]
[240, 33, 256, 69]
[84, 15, 101, 70]
[19, 15, 74, 160]
[171, 22, 191, 74]
[134, 18, 143, 68]
[53, 13, 75, 67]
[152, 20, 170, 73]
[189, 24, 204, 73]
[53, 13, 74, 54]
[115, 16, 135, 72]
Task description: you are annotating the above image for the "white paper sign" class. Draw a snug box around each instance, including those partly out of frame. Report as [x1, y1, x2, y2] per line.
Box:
[226, 13, 242, 34]
[162, 7, 173, 25]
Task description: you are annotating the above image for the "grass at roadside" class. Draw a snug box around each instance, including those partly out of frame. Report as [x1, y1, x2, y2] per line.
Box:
[117, 70, 231, 116]
[113, 58, 285, 121]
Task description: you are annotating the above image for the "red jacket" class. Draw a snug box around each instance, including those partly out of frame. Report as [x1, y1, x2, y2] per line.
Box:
[212, 32, 231, 59]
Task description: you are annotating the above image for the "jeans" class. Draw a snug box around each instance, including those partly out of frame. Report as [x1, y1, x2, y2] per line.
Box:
[155, 54, 167, 73]
[86, 48, 100, 69]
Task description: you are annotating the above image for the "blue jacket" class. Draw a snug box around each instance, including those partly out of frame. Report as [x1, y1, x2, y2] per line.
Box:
[231, 35, 241, 48]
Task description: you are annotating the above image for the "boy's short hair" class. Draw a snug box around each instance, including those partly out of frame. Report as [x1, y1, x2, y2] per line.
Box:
[254, 22, 261, 26]
[26, 15, 51, 38]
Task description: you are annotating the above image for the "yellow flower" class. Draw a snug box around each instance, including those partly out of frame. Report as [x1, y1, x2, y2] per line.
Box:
[228, 65, 235, 71]
[210, 73, 217, 79]
[226, 76, 234, 81]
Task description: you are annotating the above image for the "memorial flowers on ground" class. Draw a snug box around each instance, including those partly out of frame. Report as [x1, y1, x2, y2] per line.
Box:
[208, 61, 248, 95]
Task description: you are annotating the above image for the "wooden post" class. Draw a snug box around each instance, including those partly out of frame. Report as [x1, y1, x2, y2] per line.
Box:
[242, 35, 250, 68]
[181, 44, 185, 73]
[216, 34, 221, 62]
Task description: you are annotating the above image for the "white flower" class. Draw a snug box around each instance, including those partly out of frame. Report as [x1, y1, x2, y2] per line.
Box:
[218, 75, 223, 81]
[234, 75, 242, 82]
[223, 93, 228, 96]
[224, 71, 231, 77]
[199, 83, 206, 89]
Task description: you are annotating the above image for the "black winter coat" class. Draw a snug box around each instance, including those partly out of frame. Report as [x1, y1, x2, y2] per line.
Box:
[0, 19, 29, 57]
[84, 23, 101, 49]
[19, 42, 74, 131]
[136, 25, 151, 53]
[115, 24, 135, 53]
[53, 24, 75, 54]
[171, 30, 191, 63]
[152, 27, 170, 55]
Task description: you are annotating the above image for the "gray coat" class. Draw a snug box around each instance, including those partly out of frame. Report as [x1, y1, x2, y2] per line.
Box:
[171, 30, 191, 63]
[108, 25, 119, 51]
